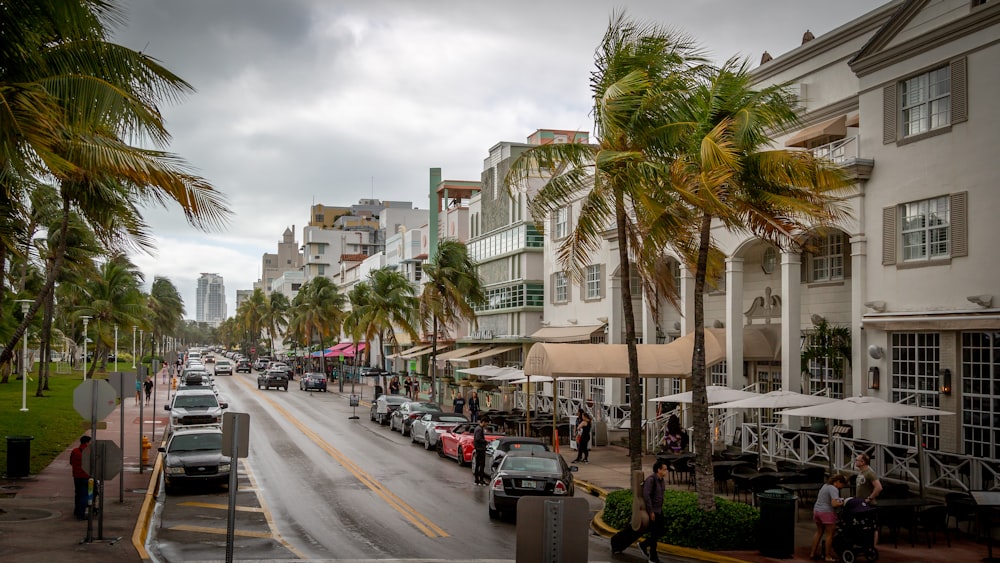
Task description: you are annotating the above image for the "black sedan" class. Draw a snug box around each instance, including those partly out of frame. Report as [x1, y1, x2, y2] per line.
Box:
[158, 426, 231, 494]
[388, 401, 441, 435]
[488, 450, 577, 520]
[487, 436, 550, 472]
[299, 372, 328, 392]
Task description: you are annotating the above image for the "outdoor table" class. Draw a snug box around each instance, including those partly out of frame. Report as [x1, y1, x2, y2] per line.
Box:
[769, 471, 807, 483]
[970, 490, 1000, 562]
[876, 497, 943, 548]
[779, 481, 824, 507]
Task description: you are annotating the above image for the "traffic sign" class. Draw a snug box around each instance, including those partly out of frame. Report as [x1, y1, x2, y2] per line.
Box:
[81, 439, 122, 481]
[222, 413, 250, 458]
[107, 372, 137, 399]
[74, 380, 117, 420]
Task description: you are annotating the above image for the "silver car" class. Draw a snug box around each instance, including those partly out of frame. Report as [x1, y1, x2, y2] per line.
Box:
[409, 412, 469, 450]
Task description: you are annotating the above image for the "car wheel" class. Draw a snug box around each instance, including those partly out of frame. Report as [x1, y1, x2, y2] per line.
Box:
[437, 442, 446, 458]
[456, 446, 464, 465]
[488, 506, 499, 520]
[410, 430, 417, 444]
[257, 383, 261, 389]
[370, 410, 375, 422]
[424, 433, 432, 450]
[402, 424, 409, 437]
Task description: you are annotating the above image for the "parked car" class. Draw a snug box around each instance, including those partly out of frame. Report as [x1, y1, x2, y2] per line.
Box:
[164, 388, 227, 431]
[487, 436, 550, 472]
[235, 359, 252, 373]
[204, 355, 215, 364]
[213, 360, 233, 376]
[299, 372, 328, 392]
[388, 401, 441, 435]
[252, 357, 271, 372]
[158, 425, 231, 494]
[438, 423, 505, 466]
[370, 394, 409, 425]
[257, 368, 289, 391]
[410, 412, 469, 450]
[488, 450, 577, 520]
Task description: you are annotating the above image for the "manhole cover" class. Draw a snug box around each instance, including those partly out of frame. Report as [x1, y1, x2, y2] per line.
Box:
[0, 508, 58, 522]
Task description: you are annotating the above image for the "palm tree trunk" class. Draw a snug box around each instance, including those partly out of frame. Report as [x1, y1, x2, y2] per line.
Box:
[0, 193, 71, 380]
[615, 197, 643, 472]
[37, 286, 56, 395]
[692, 213, 716, 511]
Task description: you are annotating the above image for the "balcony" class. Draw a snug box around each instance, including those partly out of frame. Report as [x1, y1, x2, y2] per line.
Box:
[808, 136, 873, 181]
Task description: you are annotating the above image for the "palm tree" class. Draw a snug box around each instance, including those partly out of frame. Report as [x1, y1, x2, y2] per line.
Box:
[655, 58, 852, 509]
[236, 289, 267, 356]
[149, 277, 185, 364]
[506, 11, 704, 471]
[419, 239, 485, 404]
[261, 292, 290, 358]
[358, 268, 419, 389]
[344, 282, 373, 383]
[0, 0, 230, 370]
[291, 277, 346, 376]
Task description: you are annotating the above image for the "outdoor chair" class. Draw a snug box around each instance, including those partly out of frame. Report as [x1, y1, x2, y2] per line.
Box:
[713, 463, 735, 494]
[945, 492, 978, 536]
[749, 473, 780, 506]
[916, 505, 951, 548]
[731, 464, 758, 503]
[801, 466, 827, 483]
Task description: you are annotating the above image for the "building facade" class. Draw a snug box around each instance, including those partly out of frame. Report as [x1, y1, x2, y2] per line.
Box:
[196, 273, 226, 326]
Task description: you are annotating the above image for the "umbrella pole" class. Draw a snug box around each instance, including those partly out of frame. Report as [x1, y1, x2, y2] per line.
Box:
[525, 376, 531, 436]
[552, 378, 559, 453]
[756, 411, 762, 470]
[827, 423, 834, 477]
[916, 416, 925, 498]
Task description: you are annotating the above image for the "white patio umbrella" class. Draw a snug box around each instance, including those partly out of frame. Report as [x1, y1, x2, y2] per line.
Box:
[650, 385, 759, 404]
[458, 365, 507, 377]
[710, 390, 839, 467]
[778, 396, 954, 497]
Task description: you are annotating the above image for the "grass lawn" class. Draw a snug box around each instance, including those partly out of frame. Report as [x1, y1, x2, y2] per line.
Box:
[0, 366, 108, 475]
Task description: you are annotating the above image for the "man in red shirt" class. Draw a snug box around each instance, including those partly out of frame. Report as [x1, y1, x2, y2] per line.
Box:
[70, 436, 91, 520]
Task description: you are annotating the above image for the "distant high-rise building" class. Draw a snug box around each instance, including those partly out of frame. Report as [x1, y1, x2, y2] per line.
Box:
[196, 273, 226, 326]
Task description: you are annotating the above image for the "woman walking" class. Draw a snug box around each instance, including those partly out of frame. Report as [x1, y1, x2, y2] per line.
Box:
[573, 409, 591, 463]
[810, 473, 847, 561]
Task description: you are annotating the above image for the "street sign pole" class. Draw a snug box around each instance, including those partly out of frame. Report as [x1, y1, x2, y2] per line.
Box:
[222, 412, 249, 563]
[118, 373, 124, 503]
[86, 378, 98, 543]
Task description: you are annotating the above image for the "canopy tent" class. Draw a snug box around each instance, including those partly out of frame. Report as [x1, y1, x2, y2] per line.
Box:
[338, 342, 367, 358]
[778, 396, 954, 495]
[309, 343, 351, 358]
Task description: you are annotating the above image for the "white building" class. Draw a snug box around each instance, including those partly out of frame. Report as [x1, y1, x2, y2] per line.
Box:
[196, 273, 226, 326]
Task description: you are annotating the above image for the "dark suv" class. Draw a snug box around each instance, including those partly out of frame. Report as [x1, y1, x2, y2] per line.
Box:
[257, 368, 288, 391]
[235, 359, 252, 373]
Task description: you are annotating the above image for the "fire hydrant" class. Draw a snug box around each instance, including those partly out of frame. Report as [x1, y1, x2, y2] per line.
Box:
[141, 435, 152, 466]
[172, 376, 178, 390]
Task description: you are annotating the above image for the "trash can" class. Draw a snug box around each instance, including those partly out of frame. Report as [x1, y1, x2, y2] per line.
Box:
[757, 488, 797, 558]
[5, 435, 34, 478]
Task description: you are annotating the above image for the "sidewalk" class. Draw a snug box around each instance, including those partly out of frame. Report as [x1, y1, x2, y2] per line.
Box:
[1, 377, 989, 563]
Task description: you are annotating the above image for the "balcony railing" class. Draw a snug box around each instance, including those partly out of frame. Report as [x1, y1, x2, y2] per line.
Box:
[810, 135, 858, 164]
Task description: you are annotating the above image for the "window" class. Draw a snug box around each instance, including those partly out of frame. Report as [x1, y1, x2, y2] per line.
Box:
[810, 233, 844, 281]
[902, 196, 950, 261]
[629, 266, 641, 297]
[554, 207, 569, 239]
[414, 263, 422, 282]
[890, 332, 941, 451]
[553, 272, 568, 303]
[901, 66, 950, 137]
[585, 265, 602, 300]
[883, 192, 967, 266]
[883, 58, 966, 145]
[962, 332, 1000, 458]
[317, 264, 325, 276]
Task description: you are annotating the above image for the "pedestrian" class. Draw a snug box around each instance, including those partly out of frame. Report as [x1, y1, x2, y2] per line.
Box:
[640, 460, 668, 562]
[134, 376, 142, 406]
[404, 376, 413, 398]
[453, 392, 466, 415]
[468, 391, 480, 422]
[573, 410, 591, 463]
[159, 364, 169, 384]
[855, 452, 883, 544]
[660, 414, 689, 454]
[70, 436, 91, 520]
[810, 473, 847, 561]
[473, 419, 489, 485]
[389, 376, 400, 395]
[143, 375, 153, 405]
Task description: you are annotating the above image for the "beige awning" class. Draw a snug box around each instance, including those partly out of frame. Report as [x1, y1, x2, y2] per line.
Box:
[434, 346, 487, 361]
[389, 344, 432, 359]
[523, 325, 782, 378]
[530, 324, 605, 343]
[402, 345, 450, 359]
[449, 345, 521, 365]
[785, 115, 847, 148]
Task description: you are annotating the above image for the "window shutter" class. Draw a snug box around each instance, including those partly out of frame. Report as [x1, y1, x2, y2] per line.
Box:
[801, 251, 810, 283]
[883, 83, 897, 145]
[549, 272, 556, 305]
[843, 236, 853, 278]
[951, 191, 968, 258]
[882, 206, 897, 265]
[951, 57, 968, 124]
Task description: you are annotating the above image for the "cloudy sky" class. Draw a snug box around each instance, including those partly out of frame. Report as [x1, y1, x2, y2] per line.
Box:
[111, 0, 882, 319]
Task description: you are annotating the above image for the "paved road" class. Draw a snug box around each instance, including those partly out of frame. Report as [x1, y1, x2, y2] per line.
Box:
[150, 369, 654, 561]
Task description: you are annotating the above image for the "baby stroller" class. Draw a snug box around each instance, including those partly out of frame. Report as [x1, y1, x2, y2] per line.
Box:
[833, 497, 879, 562]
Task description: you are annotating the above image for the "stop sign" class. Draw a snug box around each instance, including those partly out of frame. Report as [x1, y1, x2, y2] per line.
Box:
[74, 380, 117, 421]
[81, 439, 122, 480]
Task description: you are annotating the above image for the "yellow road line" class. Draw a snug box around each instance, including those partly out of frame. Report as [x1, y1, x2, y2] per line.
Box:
[237, 376, 448, 538]
[169, 524, 272, 538]
[179, 501, 263, 512]
[243, 464, 310, 559]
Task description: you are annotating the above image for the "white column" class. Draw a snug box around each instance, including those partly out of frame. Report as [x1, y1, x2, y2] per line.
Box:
[851, 235, 868, 397]
[725, 257, 744, 387]
[679, 265, 695, 336]
[780, 251, 802, 392]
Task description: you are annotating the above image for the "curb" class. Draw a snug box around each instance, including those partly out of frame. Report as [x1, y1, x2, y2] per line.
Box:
[132, 452, 162, 561]
[577, 478, 751, 563]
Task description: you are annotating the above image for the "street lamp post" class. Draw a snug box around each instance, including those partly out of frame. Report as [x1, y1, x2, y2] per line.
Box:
[82, 316, 92, 381]
[139, 329, 144, 368]
[16, 300, 32, 412]
[132, 325, 137, 368]
[114, 324, 119, 372]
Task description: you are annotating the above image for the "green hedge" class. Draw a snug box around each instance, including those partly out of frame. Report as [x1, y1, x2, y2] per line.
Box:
[603, 489, 759, 550]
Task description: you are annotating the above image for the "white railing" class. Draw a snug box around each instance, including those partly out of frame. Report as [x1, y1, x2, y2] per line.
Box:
[735, 424, 1000, 494]
[810, 135, 859, 165]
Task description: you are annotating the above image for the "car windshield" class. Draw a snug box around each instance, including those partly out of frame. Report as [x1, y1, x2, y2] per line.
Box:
[411, 403, 439, 412]
[502, 457, 560, 473]
[437, 415, 468, 423]
[173, 395, 219, 408]
[504, 443, 548, 454]
[385, 396, 408, 405]
[169, 433, 222, 452]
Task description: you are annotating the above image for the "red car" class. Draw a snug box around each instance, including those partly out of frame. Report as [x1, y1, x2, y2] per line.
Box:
[438, 423, 505, 466]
